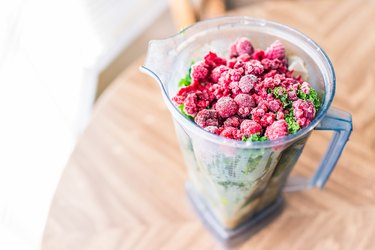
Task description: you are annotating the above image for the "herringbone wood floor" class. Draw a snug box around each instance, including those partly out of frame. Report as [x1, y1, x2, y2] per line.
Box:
[43, 1, 375, 249]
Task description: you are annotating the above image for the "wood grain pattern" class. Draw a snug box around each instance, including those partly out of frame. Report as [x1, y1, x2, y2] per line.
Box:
[42, 1, 375, 249]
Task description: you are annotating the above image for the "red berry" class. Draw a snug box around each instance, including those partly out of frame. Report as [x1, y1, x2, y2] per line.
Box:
[265, 40, 285, 60]
[204, 126, 220, 135]
[240, 120, 262, 137]
[293, 99, 315, 128]
[191, 61, 209, 82]
[239, 74, 257, 93]
[265, 120, 288, 140]
[220, 126, 240, 139]
[195, 109, 219, 128]
[216, 96, 238, 118]
[234, 93, 255, 117]
[224, 116, 241, 128]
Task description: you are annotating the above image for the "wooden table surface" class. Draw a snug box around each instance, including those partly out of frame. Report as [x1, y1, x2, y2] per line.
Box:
[42, 1, 375, 249]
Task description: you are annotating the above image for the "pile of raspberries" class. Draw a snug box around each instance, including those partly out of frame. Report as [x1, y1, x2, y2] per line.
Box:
[172, 38, 317, 141]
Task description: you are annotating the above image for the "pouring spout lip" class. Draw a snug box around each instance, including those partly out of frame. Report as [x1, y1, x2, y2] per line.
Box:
[139, 65, 164, 88]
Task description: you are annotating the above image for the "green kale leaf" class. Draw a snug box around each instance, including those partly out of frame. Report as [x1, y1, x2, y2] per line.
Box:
[242, 133, 268, 142]
[178, 62, 194, 87]
[273, 87, 292, 109]
[284, 109, 300, 134]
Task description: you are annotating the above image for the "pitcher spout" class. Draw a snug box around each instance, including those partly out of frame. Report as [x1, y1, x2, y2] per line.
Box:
[140, 38, 179, 89]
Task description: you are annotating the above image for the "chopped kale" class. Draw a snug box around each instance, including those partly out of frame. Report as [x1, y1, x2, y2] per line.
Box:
[284, 109, 300, 134]
[242, 133, 268, 142]
[273, 87, 292, 109]
[178, 62, 194, 87]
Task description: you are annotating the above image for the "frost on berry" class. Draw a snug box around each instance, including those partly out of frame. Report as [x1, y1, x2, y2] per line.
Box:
[216, 96, 238, 118]
[220, 126, 240, 140]
[245, 60, 264, 75]
[240, 120, 262, 137]
[229, 37, 254, 57]
[260, 112, 276, 127]
[184, 93, 198, 116]
[190, 61, 209, 82]
[210, 65, 228, 83]
[236, 37, 254, 55]
[268, 99, 282, 112]
[204, 126, 221, 135]
[265, 40, 285, 60]
[234, 93, 255, 118]
[301, 81, 311, 94]
[195, 109, 219, 128]
[224, 116, 241, 128]
[265, 120, 288, 140]
[293, 99, 315, 128]
[239, 74, 257, 93]
[204, 51, 227, 68]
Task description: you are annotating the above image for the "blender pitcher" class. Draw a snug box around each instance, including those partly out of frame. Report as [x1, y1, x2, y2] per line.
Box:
[140, 17, 352, 240]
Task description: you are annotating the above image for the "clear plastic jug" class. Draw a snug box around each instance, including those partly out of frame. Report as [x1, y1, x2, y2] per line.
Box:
[140, 16, 352, 236]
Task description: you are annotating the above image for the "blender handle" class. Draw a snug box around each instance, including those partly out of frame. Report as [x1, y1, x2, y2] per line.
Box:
[284, 107, 352, 191]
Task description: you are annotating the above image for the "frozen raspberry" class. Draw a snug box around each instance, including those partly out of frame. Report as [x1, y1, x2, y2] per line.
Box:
[234, 94, 255, 117]
[237, 53, 251, 62]
[216, 96, 238, 118]
[191, 61, 209, 82]
[229, 37, 254, 58]
[220, 126, 240, 140]
[204, 126, 221, 135]
[260, 112, 276, 127]
[229, 81, 241, 95]
[263, 77, 281, 89]
[251, 102, 268, 123]
[267, 99, 282, 112]
[251, 93, 262, 104]
[282, 77, 296, 87]
[228, 68, 244, 81]
[210, 84, 231, 99]
[293, 99, 315, 128]
[218, 71, 231, 87]
[265, 40, 285, 60]
[240, 120, 262, 137]
[233, 61, 245, 71]
[257, 87, 269, 99]
[184, 93, 198, 116]
[172, 81, 200, 105]
[244, 60, 264, 75]
[288, 89, 298, 101]
[239, 74, 257, 93]
[196, 88, 215, 107]
[252, 49, 265, 60]
[265, 120, 288, 140]
[262, 58, 284, 72]
[236, 37, 254, 55]
[195, 109, 219, 128]
[300, 81, 311, 94]
[224, 116, 241, 128]
[204, 52, 227, 68]
[210, 65, 228, 83]
[227, 58, 237, 68]
[276, 111, 285, 120]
